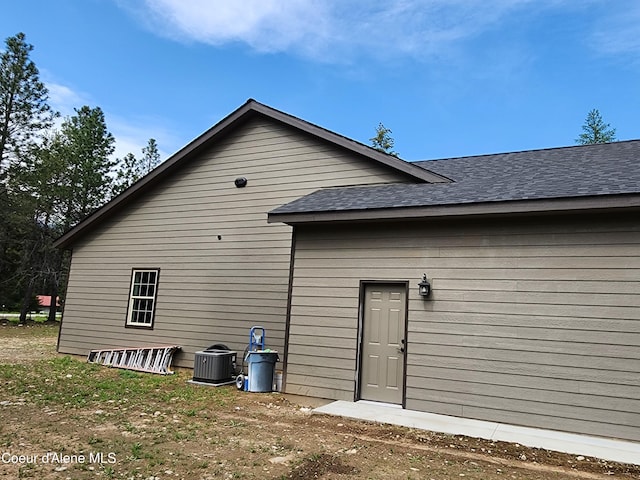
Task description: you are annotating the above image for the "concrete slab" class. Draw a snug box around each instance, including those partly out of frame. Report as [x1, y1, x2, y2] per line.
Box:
[313, 400, 640, 466]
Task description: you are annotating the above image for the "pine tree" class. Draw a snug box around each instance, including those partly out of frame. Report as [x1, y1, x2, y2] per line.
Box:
[9, 107, 115, 321]
[576, 109, 616, 145]
[0, 32, 56, 179]
[141, 138, 160, 174]
[0, 32, 56, 314]
[111, 138, 162, 197]
[58, 106, 116, 227]
[370, 123, 398, 157]
[112, 152, 140, 197]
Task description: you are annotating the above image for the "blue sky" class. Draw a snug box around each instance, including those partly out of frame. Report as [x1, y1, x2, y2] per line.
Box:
[2, 0, 639, 162]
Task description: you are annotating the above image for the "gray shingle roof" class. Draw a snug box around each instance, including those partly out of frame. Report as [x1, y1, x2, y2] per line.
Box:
[269, 140, 640, 216]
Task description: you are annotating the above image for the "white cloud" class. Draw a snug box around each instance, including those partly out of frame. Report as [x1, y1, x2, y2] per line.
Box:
[130, 0, 549, 61]
[43, 78, 175, 162]
[46, 82, 88, 116]
[106, 114, 176, 161]
[42, 78, 91, 134]
[124, 0, 639, 65]
[590, 4, 640, 59]
[135, 0, 331, 55]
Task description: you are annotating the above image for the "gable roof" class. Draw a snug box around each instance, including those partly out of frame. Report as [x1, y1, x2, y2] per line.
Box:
[54, 99, 449, 249]
[268, 140, 640, 224]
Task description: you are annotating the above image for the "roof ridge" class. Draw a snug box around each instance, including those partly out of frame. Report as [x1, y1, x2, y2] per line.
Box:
[244, 100, 451, 183]
[247, 99, 391, 159]
[414, 139, 640, 164]
[245, 98, 380, 155]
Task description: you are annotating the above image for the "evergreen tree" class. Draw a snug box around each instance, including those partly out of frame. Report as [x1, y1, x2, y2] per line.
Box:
[370, 122, 398, 157]
[0, 188, 33, 310]
[576, 109, 617, 145]
[12, 132, 68, 227]
[27, 136, 70, 322]
[141, 138, 160, 174]
[111, 138, 162, 197]
[0, 32, 56, 179]
[58, 106, 115, 227]
[112, 152, 140, 197]
[0, 32, 56, 313]
[0, 34, 119, 320]
[8, 106, 115, 320]
[9, 133, 69, 321]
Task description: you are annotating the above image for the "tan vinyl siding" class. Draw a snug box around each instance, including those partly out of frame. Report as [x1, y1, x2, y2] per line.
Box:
[285, 214, 640, 441]
[59, 118, 409, 367]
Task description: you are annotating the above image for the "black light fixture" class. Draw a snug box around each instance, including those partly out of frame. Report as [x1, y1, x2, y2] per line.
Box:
[418, 273, 431, 298]
[234, 177, 248, 188]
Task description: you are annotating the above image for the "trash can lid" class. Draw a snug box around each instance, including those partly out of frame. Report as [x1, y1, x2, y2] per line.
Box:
[245, 350, 279, 362]
[196, 350, 237, 356]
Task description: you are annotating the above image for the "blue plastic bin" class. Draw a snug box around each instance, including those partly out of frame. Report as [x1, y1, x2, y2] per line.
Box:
[245, 351, 279, 392]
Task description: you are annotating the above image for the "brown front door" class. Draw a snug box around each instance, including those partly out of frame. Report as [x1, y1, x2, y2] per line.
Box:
[360, 283, 407, 405]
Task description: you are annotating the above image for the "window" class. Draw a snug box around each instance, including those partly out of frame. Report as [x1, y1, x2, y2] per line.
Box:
[126, 269, 159, 328]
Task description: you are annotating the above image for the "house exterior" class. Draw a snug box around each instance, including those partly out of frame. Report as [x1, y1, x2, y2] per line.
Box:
[53, 100, 446, 365]
[55, 100, 640, 444]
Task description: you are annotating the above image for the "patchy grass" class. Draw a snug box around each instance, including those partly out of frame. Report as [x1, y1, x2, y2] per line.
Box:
[1, 325, 639, 480]
[0, 312, 62, 325]
[0, 321, 59, 337]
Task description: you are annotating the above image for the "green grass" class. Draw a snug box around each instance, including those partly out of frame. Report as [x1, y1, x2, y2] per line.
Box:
[0, 353, 232, 411]
[0, 342, 244, 478]
[1, 325, 635, 480]
[0, 312, 62, 323]
[0, 323, 59, 338]
[129, 442, 143, 460]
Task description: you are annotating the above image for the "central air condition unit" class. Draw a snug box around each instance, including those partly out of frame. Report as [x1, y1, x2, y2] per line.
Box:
[192, 349, 237, 384]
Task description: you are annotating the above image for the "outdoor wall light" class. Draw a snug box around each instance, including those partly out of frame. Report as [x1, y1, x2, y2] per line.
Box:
[234, 177, 248, 188]
[418, 273, 431, 298]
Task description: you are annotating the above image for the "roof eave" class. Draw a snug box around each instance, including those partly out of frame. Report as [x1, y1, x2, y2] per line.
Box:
[267, 194, 640, 225]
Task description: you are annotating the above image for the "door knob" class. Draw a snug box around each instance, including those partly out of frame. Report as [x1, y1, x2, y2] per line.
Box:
[399, 339, 405, 353]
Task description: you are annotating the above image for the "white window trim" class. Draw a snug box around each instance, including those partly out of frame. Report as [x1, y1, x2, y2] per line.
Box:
[126, 268, 160, 328]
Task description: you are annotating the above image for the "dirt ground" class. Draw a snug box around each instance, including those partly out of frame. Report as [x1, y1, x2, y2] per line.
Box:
[1, 323, 639, 480]
[0, 322, 59, 363]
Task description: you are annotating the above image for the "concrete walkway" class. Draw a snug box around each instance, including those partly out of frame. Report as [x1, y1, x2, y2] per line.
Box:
[314, 400, 640, 465]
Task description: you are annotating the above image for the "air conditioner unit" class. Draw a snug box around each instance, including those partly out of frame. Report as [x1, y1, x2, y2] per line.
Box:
[193, 350, 236, 384]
